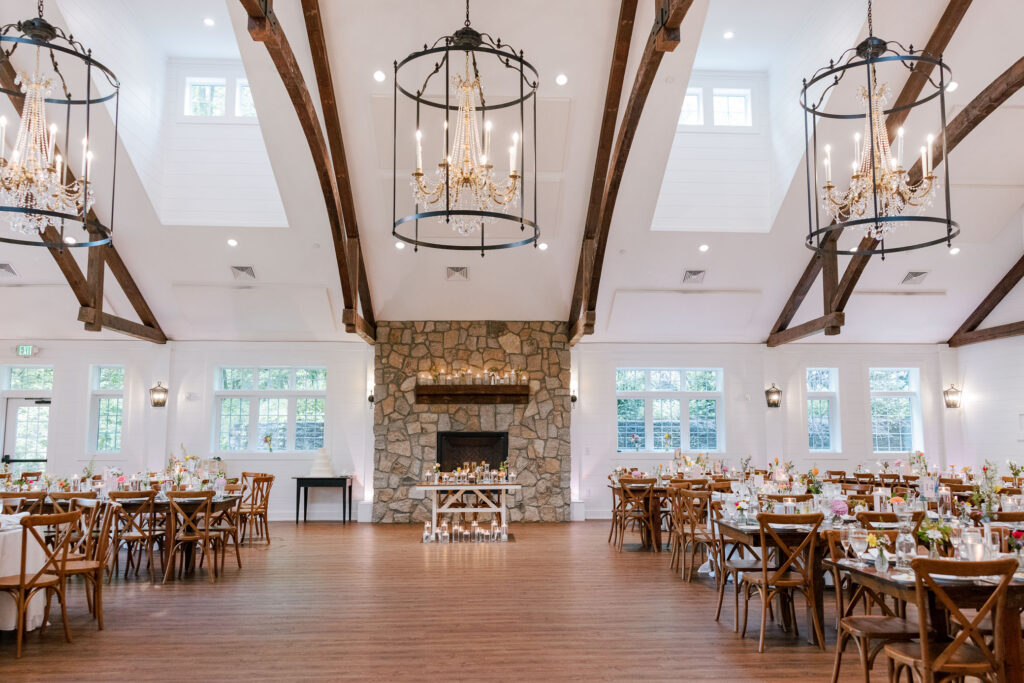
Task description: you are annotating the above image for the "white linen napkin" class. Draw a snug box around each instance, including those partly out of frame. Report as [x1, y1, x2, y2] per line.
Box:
[0, 512, 29, 529]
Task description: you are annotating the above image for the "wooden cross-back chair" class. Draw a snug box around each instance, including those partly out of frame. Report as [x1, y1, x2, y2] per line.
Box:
[680, 490, 716, 582]
[664, 484, 689, 572]
[202, 488, 245, 574]
[854, 472, 876, 485]
[0, 510, 80, 657]
[855, 510, 926, 536]
[607, 476, 625, 547]
[108, 490, 163, 581]
[878, 473, 901, 487]
[59, 500, 117, 630]
[616, 478, 655, 552]
[163, 490, 216, 584]
[740, 512, 825, 653]
[825, 470, 846, 482]
[902, 474, 920, 485]
[1, 491, 45, 514]
[239, 474, 274, 546]
[19, 471, 42, 482]
[842, 483, 872, 494]
[885, 558, 1018, 682]
[824, 530, 919, 683]
[714, 507, 769, 634]
[847, 494, 874, 511]
[759, 494, 814, 504]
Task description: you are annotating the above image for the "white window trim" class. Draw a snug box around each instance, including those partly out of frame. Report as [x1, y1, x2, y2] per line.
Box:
[615, 368, 725, 453]
[674, 70, 766, 135]
[88, 366, 124, 455]
[868, 368, 923, 455]
[678, 87, 704, 127]
[212, 367, 326, 454]
[805, 368, 841, 454]
[171, 58, 259, 126]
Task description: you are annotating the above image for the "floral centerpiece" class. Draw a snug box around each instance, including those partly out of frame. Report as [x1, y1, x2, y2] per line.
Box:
[81, 457, 95, 479]
[800, 467, 822, 495]
[909, 450, 928, 475]
[917, 520, 952, 558]
[735, 498, 751, 523]
[1008, 460, 1024, 481]
[629, 433, 641, 451]
[783, 460, 796, 476]
[877, 459, 891, 473]
[662, 433, 673, 450]
[1007, 530, 1024, 568]
[855, 463, 865, 473]
[970, 460, 1001, 519]
[867, 532, 892, 570]
[739, 455, 752, 477]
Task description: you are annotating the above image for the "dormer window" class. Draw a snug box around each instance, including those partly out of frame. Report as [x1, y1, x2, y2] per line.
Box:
[180, 69, 256, 122]
[185, 77, 227, 117]
[712, 88, 752, 127]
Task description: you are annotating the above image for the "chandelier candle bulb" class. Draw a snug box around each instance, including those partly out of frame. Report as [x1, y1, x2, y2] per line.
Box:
[80, 137, 87, 177]
[484, 120, 492, 159]
[47, 123, 56, 161]
[0, 116, 5, 156]
[897, 127, 904, 167]
[824, 144, 832, 183]
[86, 151, 93, 180]
[926, 134, 934, 175]
[853, 132, 860, 169]
[920, 146, 927, 176]
[415, 130, 422, 171]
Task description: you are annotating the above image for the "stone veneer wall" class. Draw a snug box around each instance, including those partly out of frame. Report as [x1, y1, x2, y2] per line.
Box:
[373, 321, 571, 522]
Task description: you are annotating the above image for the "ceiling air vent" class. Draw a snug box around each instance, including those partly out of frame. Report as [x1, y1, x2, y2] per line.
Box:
[0, 263, 18, 278]
[230, 266, 257, 281]
[901, 271, 928, 285]
[682, 269, 706, 284]
[445, 266, 469, 281]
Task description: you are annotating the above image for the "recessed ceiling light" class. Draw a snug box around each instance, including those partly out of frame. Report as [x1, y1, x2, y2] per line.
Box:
[555, 74, 568, 86]
[395, 241, 405, 249]
[227, 238, 238, 247]
[538, 242, 548, 250]
[723, 30, 734, 39]
[949, 246, 960, 255]
[698, 244, 709, 252]
[203, 17, 215, 27]
[63, 235, 76, 245]
[946, 81, 959, 92]
[373, 70, 386, 82]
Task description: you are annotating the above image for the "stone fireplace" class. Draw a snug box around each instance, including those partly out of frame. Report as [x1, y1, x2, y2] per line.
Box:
[372, 321, 571, 522]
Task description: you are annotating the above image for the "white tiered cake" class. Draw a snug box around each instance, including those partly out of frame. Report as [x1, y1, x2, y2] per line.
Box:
[309, 448, 334, 477]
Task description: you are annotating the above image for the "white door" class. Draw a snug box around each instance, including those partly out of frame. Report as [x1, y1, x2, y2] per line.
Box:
[3, 398, 51, 478]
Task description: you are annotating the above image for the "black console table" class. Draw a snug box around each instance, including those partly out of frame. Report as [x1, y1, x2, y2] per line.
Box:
[293, 476, 354, 524]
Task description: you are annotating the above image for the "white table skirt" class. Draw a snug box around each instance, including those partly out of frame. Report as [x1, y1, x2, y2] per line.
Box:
[0, 527, 46, 631]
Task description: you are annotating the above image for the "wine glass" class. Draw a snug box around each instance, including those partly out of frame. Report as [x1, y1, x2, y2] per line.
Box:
[840, 526, 852, 559]
[849, 528, 869, 565]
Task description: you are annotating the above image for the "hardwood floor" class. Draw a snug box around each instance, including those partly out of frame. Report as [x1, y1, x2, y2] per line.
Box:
[1, 521, 872, 681]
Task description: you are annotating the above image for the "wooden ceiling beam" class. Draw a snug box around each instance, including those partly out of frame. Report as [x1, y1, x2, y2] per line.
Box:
[948, 321, 1024, 348]
[946, 252, 1024, 347]
[567, 0, 638, 333]
[568, 0, 695, 343]
[300, 0, 375, 331]
[768, 0, 972, 338]
[240, 0, 374, 343]
[0, 56, 165, 343]
[78, 307, 166, 344]
[832, 55, 1024, 314]
[766, 313, 845, 348]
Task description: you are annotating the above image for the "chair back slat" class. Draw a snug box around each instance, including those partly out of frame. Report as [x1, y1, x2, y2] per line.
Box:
[19, 511, 81, 588]
[855, 510, 925, 535]
[1, 491, 45, 514]
[166, 490, 215, 539]
[755, 513, 823, 586]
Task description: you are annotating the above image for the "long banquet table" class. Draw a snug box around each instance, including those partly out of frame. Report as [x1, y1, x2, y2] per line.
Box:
[0, 524, 45, 632]
[827, 557, 1024, 683]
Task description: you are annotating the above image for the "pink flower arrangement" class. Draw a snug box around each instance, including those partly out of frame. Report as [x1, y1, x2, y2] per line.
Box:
[116, 475, 126, 484]
[831, 499, 849, 516]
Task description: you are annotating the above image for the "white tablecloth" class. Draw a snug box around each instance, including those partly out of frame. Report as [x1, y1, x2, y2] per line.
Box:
[0, 526, 46, 631]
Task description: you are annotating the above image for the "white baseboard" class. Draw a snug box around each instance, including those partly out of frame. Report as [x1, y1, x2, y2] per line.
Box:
[358, 500, 374, 523]
[570, 500, 586, 521]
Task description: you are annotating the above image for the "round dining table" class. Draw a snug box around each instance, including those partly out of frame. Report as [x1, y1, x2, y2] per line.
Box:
[0, 524, 46, 631]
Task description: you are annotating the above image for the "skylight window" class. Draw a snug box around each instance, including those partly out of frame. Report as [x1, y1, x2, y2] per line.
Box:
[185, 77, 226, 117]
[678, 87, 703, 126]
[712, 88, 752, 126]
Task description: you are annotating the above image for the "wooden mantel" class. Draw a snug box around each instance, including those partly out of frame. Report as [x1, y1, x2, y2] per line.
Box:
[414, 384, 530, 405]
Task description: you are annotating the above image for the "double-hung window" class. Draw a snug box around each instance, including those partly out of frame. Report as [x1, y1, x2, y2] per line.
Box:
[869, 368, 920, 453]
[615, 368, 724, 452]
[806, 368, 839, 452]
[214, 367, 326, 453]
[90, 366, 124, 453]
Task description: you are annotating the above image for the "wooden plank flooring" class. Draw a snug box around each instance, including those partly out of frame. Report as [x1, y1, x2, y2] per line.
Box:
[1, 521, 871, 681]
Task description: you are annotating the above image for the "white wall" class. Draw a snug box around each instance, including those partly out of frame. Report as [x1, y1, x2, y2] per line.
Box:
[957, 337, 1024, 465]
[572, 342, 963, 519]
[0, 339, 373, 522]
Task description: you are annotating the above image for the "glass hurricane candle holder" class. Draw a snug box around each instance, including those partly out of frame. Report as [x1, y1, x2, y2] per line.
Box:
[783, 497, 797, 515]
[500, 524, 508, 542]
[423, 522, 432, 543]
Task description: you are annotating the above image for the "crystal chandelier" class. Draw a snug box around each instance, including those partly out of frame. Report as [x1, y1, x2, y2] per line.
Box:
[392, 0, 539, 254]
[411, 56, 520, 237]
[820, 81, 936, 240]
[800, 0, 958, 257]
[0, 48, 93, 236]
[0, 0, 119, 249]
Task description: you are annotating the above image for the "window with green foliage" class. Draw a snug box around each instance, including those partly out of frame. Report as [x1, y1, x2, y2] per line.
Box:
[869, 368, 919, 453]
[90, 365, 124, 452]
[214, 367, 327, 452]
[615, 368, 724, 452]
[8, 366, 53, 390]
[806, 368, 839, 452]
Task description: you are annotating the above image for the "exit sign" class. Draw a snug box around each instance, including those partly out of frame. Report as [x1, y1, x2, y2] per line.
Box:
[16, 345, 35, 357]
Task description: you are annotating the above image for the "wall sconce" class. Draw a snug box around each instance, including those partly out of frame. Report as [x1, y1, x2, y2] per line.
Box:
[570, 389, 578, 408]
[150, 382, 168, 408]
[943, 384, 962, 409]
[764, 383, 782, 408]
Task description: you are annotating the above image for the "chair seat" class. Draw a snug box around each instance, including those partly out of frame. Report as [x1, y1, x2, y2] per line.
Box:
[884, 640, 993, 672]
[120, 530, 163, 541]
[742, 571, 806, 587]
[0, 573, 59, 588]
[57, 559, 103, 575]
[724, 558, 767, 573]
[841, 615, 918, 639]
[201, 524, 236, 533]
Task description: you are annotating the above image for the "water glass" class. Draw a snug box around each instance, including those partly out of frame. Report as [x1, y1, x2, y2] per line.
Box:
[849, 528, 869, 564]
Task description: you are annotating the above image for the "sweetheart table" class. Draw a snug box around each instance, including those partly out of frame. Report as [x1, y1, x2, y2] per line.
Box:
[414, 482, 522, 530]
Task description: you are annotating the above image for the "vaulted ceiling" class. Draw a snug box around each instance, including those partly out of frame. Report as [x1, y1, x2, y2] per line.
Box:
[0, 0, 1022, 345]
